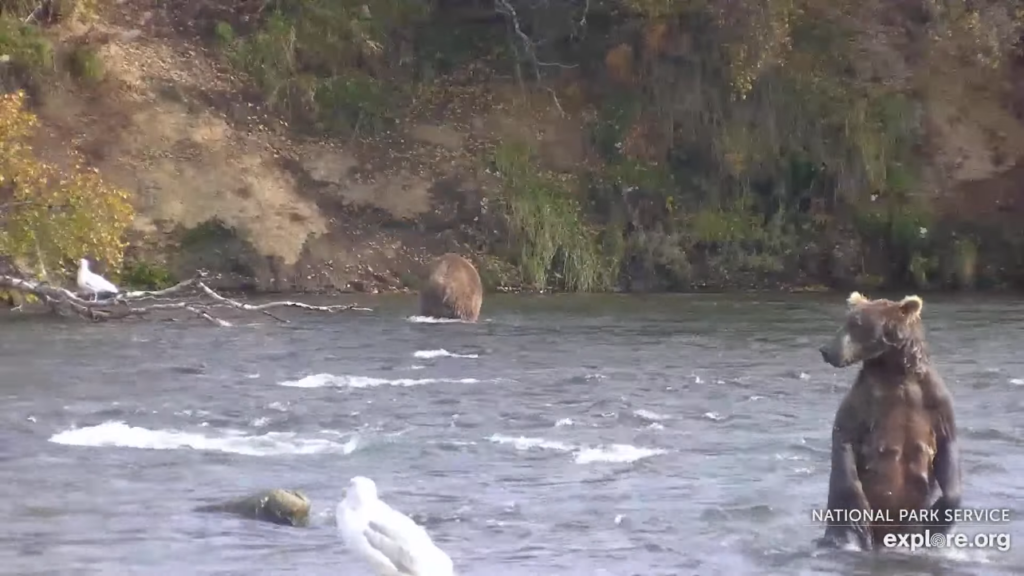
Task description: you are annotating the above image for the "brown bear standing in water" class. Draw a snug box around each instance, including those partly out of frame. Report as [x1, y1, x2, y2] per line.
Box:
[816, 292, 962, 550]
[418, 253, 483, 322]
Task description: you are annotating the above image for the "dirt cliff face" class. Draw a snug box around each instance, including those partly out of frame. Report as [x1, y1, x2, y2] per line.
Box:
[15, 2, 1024, 293]
[20, 2, 597, 293]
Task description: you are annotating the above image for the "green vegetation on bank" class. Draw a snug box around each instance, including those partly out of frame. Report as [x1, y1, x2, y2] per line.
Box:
[67, 43, 105, 85]
[211, 0, 1023, 292]
[213, 0, 427, 135]
[0, 15, 55, 90]
[0, 89, 134, 284]
[0, 6, 147, 290]
[0, 6, 104, 89]
[491, 141, 621, 292]
[1, 2, 1021, 294]
[120, 261, 176, 291]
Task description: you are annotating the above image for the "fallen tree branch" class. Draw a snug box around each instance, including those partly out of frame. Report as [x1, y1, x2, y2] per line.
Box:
[0, 272, 372, 326]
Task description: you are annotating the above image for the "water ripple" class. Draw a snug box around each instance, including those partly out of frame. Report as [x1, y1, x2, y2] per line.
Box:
[0, 294, 1020, 575]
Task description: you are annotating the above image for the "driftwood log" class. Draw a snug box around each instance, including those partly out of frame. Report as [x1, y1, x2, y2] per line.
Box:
[0, 271, 371, 326]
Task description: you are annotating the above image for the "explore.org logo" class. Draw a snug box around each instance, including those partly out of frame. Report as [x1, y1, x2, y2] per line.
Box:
[883, 530, 1011, 552]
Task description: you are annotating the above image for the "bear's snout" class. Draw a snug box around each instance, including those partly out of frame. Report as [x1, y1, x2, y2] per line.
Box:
[819, 343, 845, 367]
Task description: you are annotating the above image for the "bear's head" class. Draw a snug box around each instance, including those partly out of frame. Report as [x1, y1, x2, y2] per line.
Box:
[818, 291, 927, 370]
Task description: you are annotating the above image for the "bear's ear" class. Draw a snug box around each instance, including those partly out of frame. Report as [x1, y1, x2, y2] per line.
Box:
[899, 295, 923, 319]
[847, 291, 869, 307]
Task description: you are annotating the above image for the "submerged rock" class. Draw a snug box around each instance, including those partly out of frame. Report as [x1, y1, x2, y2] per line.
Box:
[195, 489, 312, 527]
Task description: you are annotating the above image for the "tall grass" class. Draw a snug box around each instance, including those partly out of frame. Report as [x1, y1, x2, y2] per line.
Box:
[492, 141, 621, 292]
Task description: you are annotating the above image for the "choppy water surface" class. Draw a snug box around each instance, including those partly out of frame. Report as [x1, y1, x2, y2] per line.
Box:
[1, 293, 1023, 575]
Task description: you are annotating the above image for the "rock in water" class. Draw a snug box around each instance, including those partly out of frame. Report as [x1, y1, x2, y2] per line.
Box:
[195, 489, 312, 527]
[418, 253, 483, 322]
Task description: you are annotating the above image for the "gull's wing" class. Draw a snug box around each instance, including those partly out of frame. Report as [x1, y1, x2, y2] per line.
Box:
[362, 506, 453, 576]
[363, 519, 422, 575]
[86, 273, 118, 293]
[339, 506, 406, 575]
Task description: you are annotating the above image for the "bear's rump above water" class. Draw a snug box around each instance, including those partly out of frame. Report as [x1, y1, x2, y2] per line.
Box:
[418, 253, 483, 322]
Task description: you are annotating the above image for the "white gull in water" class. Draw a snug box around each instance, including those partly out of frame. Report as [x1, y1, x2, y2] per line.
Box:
[77, 258, 119, 301]
[337, 476, 455, 576]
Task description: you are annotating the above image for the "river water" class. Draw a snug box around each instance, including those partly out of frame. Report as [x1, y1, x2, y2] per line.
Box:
[0, 293, 1021, 575]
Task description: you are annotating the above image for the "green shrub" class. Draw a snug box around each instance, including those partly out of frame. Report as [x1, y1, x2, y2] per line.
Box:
[492, 141, 620, 292]
[67, 44, 104, 84]
[121, 261, 176, 290]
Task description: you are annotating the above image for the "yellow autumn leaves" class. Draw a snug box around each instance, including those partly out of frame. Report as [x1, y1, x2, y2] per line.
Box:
[0, 91, 134, 281]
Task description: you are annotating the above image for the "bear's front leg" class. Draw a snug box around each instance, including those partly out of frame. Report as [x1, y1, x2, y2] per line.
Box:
[818, 395, 875, 550]
[928, 436, 962, 536]
[927, 382, 962, 536]
[818, 438, 874, 550]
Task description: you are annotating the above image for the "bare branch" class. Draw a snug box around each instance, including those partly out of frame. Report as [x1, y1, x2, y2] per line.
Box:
[494, 0, 580, 73]
[190, 280, 369, 315]
[578, 0, 590, 34]
[544, 86, 566, 117]
[493, 0, 580, 116]
[186, 305, 232, 327]
[0, 272, 371, 326]
[119, 276, 211, 299]
[23, 0, 50, 24]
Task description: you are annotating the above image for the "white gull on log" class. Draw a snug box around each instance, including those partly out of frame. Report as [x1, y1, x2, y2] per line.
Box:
[76, 258, 119, 301]
[336, 476, 455, 576]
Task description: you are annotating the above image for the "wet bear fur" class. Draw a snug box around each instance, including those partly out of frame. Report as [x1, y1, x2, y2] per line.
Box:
[418, 253, 483, 322]
[816, 292, 962, 550]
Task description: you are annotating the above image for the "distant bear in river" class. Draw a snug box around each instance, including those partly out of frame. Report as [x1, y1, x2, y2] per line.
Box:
[418, 253, 483, 322]
[816, 292, 961, 550]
